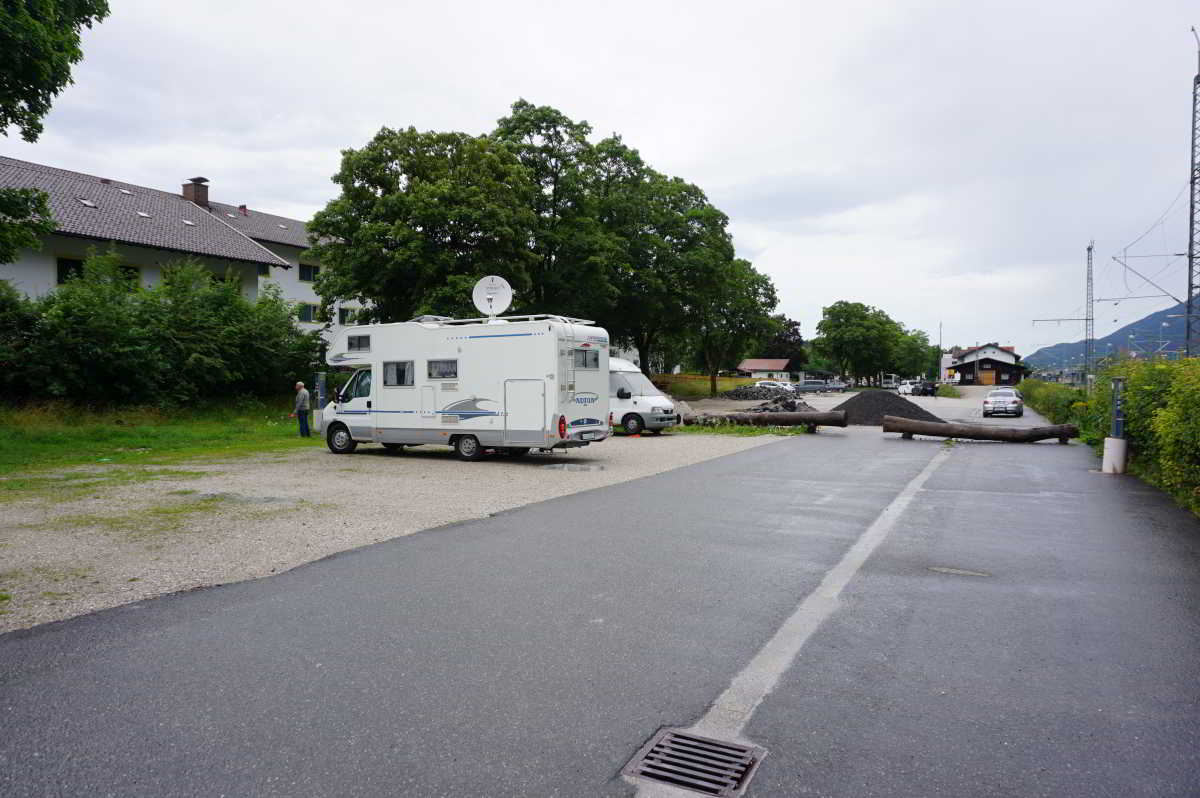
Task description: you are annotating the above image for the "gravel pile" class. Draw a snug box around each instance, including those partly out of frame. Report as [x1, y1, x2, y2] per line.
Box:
[832, 390, 944, 426]
[723, 385, 795, 400]
[745, 395, 817, 413]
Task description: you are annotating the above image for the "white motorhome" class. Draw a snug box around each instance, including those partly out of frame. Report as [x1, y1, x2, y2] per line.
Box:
[318, 314, 611, 460]
[609, 357, 680, 434]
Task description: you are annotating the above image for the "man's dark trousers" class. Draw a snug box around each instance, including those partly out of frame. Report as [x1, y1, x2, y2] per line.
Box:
[298, 411, 310, 437]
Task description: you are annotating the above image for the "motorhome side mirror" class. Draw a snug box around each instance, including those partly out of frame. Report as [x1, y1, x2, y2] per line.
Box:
[617, 388, 631, 400]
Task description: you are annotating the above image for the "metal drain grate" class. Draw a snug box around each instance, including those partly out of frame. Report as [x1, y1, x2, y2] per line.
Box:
[623, 728, 765, 796]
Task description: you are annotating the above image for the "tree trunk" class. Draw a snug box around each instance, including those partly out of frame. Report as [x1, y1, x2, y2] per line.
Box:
[882, 416, 1078, 444]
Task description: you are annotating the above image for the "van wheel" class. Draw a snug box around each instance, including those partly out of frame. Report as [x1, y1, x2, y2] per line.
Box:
[622, 414, 644, 435]
[326, 424, 357, 454]
[381, 443, 404, 453]
[454, 435, 484, 461]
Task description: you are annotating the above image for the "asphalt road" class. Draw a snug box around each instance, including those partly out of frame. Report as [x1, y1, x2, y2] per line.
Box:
[3, 426, 1198, 797]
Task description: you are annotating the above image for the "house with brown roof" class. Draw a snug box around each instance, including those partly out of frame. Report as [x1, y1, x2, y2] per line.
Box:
[736, 358, 793, 379]
[0, 156, 358, 334]
[950, 343, 1026, 386]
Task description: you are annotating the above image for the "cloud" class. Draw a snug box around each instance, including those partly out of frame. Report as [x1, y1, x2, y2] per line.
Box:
[2, 0, 1196, 355]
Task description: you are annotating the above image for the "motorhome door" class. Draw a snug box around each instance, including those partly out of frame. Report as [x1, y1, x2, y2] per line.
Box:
[504, 379, 546, 445]
[338, 367, 374, 440]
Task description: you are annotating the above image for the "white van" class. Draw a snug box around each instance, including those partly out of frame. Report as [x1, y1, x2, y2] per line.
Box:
[609, 358, 680, 434]
[318, 314, 611, 460]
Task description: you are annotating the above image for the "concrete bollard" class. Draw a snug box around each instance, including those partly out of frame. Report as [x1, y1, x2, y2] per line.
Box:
[1101, 437, 1127, 474]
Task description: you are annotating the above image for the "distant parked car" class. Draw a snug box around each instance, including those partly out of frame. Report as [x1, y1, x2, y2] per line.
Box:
[897, 380, 918, 395]
[824, 379, 848, 392]
[754, 380, 795, 392]
[983, 389, 1024, 417]
[910, 380, 936, 396]
[794, 379, 833, 393]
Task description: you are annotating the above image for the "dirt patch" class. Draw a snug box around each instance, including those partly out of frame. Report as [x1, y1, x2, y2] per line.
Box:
[832, 391, 945, 426]
[0, 434, 780, 633]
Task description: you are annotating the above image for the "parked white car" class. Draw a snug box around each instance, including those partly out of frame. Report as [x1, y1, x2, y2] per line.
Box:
[754, 380, 795, 392]
[897, 380, 918, 395]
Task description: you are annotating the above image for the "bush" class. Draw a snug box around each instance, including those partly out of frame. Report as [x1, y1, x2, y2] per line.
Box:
[935, 384, 961, 398]
[1150, 359, 1200, 513]
[2, 252, 322, 406]
[1019, 379, 1085, 425]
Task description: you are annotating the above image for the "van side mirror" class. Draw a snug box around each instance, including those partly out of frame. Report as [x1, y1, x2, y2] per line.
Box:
[617, 388, 632, 400]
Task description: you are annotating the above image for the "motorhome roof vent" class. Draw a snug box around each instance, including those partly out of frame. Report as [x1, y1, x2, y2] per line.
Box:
[409, 315, 452, 323]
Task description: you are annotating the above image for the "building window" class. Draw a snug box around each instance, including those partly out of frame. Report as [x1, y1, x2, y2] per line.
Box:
[299, 264, 320, 282]
[257, 264, 270, 276]
[428, 359, 458, 379]
[56, 257, 83, 284]
[572, 349, 600, 369]
[383, 361, 413, 387]
[348, 335, 370, 351]
[297, 303, 319, 323]
[338, 307, 356, 325]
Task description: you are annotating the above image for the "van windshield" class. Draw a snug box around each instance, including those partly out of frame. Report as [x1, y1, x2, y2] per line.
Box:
[610, 371, 665, 398]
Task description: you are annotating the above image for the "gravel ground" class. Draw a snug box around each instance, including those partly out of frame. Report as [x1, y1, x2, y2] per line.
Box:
[0, 433, 779, 633]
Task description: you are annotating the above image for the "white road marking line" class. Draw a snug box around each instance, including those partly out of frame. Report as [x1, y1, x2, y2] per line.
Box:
[696, 445, 952, 740]
[632, 445, 954, 798]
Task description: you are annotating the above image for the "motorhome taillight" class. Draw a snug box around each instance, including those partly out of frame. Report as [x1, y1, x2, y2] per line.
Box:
[558, 415, 567, 438]
[609, 412, 613, 427]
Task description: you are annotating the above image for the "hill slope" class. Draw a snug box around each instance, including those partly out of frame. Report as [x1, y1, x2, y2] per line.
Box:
[1025, 301, 1188, 368]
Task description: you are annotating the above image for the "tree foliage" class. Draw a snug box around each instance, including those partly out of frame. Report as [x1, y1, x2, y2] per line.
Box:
[0, 186, 55, 264]
[306, 126, 537, 323]
[815, 300, 937, 382]
[761, 316, 807, 370]
[1, 252, 321, 405]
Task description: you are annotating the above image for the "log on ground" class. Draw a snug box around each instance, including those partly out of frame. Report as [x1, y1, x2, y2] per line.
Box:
[684, 411, 847, 429]
[882, 415, 1079, 443]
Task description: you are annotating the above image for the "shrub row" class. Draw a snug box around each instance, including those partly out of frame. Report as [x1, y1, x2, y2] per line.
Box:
[0, 253, 323, 406]
[1022, 359, 1200, 514]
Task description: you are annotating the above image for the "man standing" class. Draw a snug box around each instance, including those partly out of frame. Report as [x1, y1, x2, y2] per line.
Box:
[291, 381, 311, 437]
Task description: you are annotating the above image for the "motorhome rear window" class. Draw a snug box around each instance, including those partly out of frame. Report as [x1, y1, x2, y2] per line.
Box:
[383, 361, 413, 387]
[347, 335, 370, 351]
[573, 349, 599, 369]
[428, 359, 458, 379]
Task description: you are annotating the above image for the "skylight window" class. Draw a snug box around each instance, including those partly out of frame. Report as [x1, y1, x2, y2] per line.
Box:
[182, 219, 196, 226]
[136, 211, 151, 218]
[119, 189, 133, 196]
[77, 198, 97, 208]
[278, 224, 288, 229]
[225, 213, 236, 218]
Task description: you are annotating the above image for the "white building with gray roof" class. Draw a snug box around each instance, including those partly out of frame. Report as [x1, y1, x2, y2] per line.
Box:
[0, 156, 358, 334]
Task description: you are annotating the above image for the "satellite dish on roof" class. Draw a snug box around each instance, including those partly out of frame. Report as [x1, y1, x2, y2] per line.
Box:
[472, 275, 513, 317]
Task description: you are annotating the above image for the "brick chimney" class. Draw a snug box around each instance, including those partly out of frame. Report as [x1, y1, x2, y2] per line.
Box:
[182, 176, 209, 208]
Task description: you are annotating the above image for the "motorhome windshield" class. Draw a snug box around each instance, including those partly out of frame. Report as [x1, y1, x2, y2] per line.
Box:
[611, 371, 664, 397]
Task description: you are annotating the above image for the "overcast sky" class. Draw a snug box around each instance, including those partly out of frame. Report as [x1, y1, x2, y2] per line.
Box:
[3, 0, 1197, 355]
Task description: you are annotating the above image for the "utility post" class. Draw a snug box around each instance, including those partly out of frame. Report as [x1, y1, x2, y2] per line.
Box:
[1188, 28, 1200, 356]
[1085, 241, 1095, 384]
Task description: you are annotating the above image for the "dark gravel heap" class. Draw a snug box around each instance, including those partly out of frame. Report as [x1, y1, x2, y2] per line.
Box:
[723, 385, 795, 400]
[832, 390, 944, 426]
[745, 395, 817, 413]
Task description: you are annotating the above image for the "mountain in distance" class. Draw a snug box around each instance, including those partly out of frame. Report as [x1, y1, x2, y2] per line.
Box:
[1024, 300, 1188, 369]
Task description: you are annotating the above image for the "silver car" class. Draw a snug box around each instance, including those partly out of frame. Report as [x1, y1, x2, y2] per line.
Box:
[982, 389, 1024, 418]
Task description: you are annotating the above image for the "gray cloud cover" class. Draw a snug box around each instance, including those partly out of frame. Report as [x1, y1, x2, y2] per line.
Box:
[3, 0, 1196, 356]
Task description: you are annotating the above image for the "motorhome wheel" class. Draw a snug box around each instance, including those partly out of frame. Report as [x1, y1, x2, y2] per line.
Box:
[326, 424, 357, 454]
[622, 414, 645, 435]
[454, 435, 484, 461]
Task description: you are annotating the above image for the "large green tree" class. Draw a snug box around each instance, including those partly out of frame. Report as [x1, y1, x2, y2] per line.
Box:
[816, 300, 901, 383]
[1, 0, 110, 264]
[690, 257, 780, 395]
[762, 315, 807, 371]
[307, 127, 537, 322]
[491, 100, 612, 319]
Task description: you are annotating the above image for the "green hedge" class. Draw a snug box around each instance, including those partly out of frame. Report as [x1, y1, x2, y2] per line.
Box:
[1022, 360, 1200, 515]
[0, 252, 322, 406]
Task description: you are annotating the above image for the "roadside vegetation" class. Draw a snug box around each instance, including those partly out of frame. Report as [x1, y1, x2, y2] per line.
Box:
[935, 384, 962, 398]
[652, 373, 755, 400]
[1022, 358, 1200, 515]
[0, 400, 318, 479]
[674, 423, 809, 437]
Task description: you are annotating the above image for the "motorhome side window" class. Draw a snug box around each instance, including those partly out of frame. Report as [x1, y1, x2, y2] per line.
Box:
[428, 359, 458, 379]
[572, 349, 599, 369]
[383, 361, 413, 387]
[347, 335, 370, 352]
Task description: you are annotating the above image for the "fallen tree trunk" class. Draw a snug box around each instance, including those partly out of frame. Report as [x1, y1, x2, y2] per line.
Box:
[882, 415, 1078, 444]
[685, 411, 847, 433]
